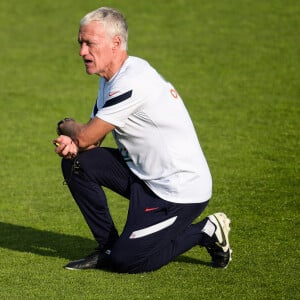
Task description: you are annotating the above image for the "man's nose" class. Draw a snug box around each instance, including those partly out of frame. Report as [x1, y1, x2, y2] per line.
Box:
[79, 43, 88, 56]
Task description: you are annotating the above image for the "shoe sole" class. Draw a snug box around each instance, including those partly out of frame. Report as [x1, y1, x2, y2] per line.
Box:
[209, 212, 232, 268]
[64, 266, 82, 270]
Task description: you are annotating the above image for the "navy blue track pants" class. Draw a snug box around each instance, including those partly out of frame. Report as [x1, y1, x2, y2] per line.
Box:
[62, 147, 211, 273]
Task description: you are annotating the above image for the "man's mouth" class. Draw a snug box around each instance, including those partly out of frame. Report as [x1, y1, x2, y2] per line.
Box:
[84, 59, 93, 64]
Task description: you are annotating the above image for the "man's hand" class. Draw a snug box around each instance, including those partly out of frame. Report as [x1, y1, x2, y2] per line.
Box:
[53, 135, 79, 159]
[54, 116, 115, 152]
[56, 118, 82, 138]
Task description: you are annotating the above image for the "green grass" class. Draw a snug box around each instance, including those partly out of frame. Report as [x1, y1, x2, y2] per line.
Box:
[0, 0, 299, 299]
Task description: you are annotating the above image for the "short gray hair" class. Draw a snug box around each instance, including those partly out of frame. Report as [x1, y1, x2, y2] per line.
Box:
[80, 7, 128, 50]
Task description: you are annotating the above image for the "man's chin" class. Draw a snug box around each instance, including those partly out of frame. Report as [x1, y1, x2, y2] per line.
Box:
[85, 67, 95, 75]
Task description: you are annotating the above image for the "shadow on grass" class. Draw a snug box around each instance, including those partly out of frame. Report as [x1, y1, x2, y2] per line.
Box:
[0, 222, 96, 260]
[0, 222, 210, 267]
[174, 255, 211, 267]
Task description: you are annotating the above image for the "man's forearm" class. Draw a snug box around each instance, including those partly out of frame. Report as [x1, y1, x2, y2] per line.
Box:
[57, 118, 106, 149]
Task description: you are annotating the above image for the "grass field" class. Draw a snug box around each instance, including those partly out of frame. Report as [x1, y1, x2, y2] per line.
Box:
[0, 0, 299, 299]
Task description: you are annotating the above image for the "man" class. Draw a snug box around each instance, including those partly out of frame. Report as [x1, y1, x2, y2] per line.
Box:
[54, 7, 232, 273]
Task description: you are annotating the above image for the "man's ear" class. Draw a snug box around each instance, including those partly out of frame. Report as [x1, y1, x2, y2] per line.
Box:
[112, 35, 122, 50]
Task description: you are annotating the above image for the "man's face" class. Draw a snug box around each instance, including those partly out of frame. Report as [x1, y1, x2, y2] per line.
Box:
[78, 21, 114, 77]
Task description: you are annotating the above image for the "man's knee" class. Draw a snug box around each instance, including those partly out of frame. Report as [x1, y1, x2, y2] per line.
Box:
[61, 158, 75, 180]
[61, 148, 105, 180]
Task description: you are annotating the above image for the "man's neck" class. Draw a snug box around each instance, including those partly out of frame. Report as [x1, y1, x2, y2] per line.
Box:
[103, 52, 128, 81]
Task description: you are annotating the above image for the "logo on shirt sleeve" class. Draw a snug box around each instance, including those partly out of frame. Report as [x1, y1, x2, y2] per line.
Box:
[103, 90, 133, 108]
[108, 91, 120, 97]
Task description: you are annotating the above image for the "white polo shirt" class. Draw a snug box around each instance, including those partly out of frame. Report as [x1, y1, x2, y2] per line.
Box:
[91, 56, 212, 204]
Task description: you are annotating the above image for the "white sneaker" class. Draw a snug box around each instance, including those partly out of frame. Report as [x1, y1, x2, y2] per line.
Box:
[206, 212, 232, 268]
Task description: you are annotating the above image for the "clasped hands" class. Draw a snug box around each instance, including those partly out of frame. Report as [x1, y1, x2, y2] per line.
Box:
[53, 117, 78, 159]
[54, 135, 79, 159]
